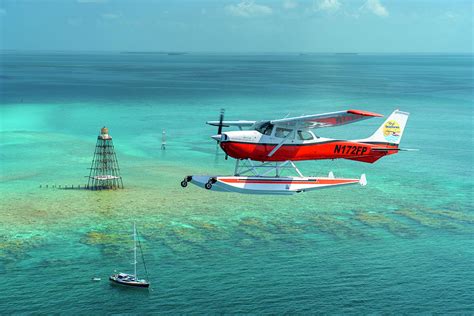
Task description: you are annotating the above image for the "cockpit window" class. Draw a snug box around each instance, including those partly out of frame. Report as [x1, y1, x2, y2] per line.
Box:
[275, 128, 292, 138]
[255, 122, 274, 136]
[297, 130, 314, 140]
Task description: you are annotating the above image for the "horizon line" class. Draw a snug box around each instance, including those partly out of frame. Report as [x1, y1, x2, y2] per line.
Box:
[1, 49, 473, 55]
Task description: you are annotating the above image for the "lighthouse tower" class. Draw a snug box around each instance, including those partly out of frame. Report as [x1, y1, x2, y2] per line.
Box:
[87, 127, 124, 190]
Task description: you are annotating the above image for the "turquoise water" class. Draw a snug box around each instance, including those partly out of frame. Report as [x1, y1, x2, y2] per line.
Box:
[1, 52, 473, 313]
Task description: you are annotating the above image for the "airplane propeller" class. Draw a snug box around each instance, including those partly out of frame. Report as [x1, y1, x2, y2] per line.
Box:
[217, 108, 225, 136]
[213, 108, 228, 160]
[212, 108, 226, 143]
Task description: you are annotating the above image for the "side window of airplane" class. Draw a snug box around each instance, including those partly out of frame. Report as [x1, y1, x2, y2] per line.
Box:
[275, 128, 292, 138]
[297, 130, 314, 140]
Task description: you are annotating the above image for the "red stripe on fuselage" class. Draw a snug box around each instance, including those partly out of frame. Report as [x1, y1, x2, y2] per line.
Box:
[220, 141, 398, 163]
[218, 178, 358, 185]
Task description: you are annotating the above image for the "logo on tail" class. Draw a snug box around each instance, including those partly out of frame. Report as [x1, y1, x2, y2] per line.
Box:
[383, 120, 401, 142]
[357, 109, 409, 145]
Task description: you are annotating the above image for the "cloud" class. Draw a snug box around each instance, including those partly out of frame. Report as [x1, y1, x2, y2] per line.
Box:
[443, 11, 458, 20]
[101, 13, 121, 19]
[360, 0, 388, 17]
[225, 1, 273, 18]
[283, 0, 298, 10]
[314, 0, 341, 13]
[0, 8, 6, 16]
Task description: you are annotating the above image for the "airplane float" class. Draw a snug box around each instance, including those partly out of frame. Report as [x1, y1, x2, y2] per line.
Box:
[181, 109, 410, 195]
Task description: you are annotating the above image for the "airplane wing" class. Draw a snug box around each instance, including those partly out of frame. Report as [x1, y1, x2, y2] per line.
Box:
[206, 120, 256, 127]
[270, 109, 383, 129]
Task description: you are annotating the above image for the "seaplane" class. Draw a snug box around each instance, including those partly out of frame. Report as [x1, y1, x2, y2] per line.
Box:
[181, 109, 410, 195]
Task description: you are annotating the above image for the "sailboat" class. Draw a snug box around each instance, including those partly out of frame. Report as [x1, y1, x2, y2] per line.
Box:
[109, 223, 150, 288]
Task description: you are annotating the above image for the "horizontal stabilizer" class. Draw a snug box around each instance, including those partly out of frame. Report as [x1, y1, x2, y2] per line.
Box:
[371, 147, 418, 152]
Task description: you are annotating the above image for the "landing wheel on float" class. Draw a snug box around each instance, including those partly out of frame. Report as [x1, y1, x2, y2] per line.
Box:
[181, 176, 192, 188]
[205, 177, 217, 190]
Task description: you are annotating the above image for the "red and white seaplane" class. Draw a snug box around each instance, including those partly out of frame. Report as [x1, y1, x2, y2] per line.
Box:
[181, 109, 410, 195]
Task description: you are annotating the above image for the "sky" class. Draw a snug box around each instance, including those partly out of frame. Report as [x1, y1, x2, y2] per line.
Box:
[0, 0, 472, 53]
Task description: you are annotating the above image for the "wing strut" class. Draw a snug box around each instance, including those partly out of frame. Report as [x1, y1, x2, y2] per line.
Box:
[268, 129, 295, 157]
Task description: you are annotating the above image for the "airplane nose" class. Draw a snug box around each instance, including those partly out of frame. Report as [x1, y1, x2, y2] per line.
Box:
[211, 134, 228, 142]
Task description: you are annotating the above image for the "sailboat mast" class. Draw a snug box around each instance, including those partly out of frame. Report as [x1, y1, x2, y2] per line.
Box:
[133, 222, 137, 279]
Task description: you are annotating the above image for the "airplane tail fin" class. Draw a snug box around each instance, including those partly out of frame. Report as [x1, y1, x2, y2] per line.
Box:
[362, 109, 409, 144]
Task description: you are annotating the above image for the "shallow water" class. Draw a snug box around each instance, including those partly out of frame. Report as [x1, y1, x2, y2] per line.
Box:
[0, 52, 473, 313]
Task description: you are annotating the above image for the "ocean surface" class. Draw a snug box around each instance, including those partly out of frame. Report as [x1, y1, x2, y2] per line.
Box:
[0, 52, 473, 314]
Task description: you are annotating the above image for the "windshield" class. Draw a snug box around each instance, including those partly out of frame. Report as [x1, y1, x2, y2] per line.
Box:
[255, 122, 274, 135]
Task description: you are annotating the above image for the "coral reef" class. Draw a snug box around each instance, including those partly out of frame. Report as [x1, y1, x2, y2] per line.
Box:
[354, 210, 416, 238]
[394, 208, 470, 232]
[237, 217, 277, 242]
[309, 213, 367, 239]
[0, 235, 44, 263]
[80, 231, 132, 256]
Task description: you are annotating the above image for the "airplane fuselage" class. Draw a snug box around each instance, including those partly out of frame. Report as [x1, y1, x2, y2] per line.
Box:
[218, 130, 398, 163]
